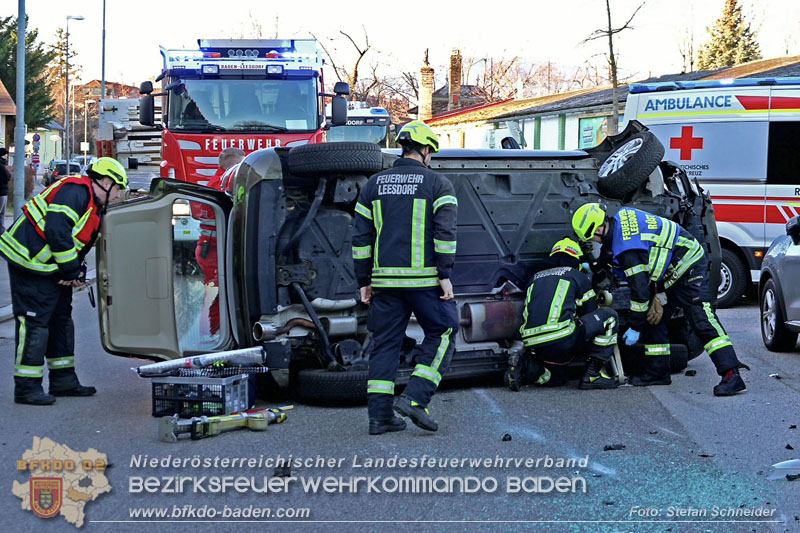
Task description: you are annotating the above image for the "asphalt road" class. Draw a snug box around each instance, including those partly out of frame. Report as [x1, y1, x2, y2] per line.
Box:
[1, 296, 799, 532]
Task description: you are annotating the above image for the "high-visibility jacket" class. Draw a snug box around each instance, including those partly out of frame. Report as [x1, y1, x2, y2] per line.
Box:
[519, 265, 597, 346]
[352, 158, 457, 289]
[0, 176, 101, 278]
[605, 207, 706, 328]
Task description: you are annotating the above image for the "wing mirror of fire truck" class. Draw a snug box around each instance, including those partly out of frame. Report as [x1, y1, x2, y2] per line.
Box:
[139, 81, 154, 95]
[329, 95, 347, 127]
[333, 82, 350, 96]
[139, 94, 156, 128]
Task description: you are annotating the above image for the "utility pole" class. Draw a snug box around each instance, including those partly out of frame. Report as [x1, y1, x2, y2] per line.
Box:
[13, 0, 26, 217]
[101, 0, 106, 99]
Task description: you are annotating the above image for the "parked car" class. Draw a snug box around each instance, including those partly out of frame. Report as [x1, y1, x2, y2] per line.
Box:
[759, 216, 800, 351]
[96, 122, 722, 402]
[43, 160, 81, 186]
[72, 155, 96, 172]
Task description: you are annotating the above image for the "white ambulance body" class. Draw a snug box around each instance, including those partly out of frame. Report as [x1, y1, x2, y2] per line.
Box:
[623, 78, 800, 307]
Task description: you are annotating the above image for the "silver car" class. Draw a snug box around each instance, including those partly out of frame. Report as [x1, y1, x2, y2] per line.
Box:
[760, 216, 800, 351]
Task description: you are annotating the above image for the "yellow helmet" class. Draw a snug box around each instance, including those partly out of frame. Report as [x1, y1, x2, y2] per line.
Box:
[572, 203, 606, 242]
[85, 157, 128, 189]
[550, 237, 583, 260]
[395, 120, 439, 152]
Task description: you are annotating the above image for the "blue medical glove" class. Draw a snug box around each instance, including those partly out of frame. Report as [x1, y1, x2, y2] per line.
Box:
[622, 329, 640, 346]
[580, 262, 590, 272]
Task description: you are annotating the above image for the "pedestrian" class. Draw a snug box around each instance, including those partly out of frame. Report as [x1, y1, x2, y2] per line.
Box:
[0, 147, 10, 235]
[572, 203, 749, 396]
[352, 120, 459, 435]
[506, 238, 619, 391]
[193, 148, 245, 343]
[0, 157, 127, 405]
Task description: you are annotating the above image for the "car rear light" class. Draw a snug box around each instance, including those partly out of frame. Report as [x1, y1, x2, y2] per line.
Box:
[53, 171, 59, 176]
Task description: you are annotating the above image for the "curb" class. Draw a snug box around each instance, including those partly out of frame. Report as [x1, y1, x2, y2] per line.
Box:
[0, 269, 97, 324]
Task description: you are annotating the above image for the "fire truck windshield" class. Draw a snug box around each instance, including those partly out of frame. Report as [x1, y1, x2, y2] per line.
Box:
[167, 78, 317, 133]
[327, 124, 389, 146]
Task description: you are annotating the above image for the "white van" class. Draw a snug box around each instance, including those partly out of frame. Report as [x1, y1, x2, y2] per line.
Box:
[623, 78, 800, 307]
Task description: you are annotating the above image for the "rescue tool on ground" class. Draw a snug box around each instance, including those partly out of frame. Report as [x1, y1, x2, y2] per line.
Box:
[135, 347, 267, 377]
[159, 406, 293, 442]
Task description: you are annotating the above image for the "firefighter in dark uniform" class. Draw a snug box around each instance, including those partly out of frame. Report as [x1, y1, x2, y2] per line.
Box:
[352, 120, 459, 435]
[506, 238, 619, 391]
[572, 203, 749, 396]
[0, 157, 127, 405]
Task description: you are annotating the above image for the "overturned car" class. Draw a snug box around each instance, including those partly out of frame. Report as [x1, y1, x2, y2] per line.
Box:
[97, 122, 720, 401]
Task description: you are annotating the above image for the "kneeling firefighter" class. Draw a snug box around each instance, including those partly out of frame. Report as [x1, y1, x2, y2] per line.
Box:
[506, 238, 619, 391]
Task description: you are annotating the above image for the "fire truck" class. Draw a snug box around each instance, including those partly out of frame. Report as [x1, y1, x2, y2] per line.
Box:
[326, 101, 393, 147]
[138, 38, 348, 185]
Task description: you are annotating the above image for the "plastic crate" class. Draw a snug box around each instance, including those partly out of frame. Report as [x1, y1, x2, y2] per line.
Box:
[151, 374, 249, 418]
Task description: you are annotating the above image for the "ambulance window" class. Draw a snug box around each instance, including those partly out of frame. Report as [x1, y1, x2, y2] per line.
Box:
[767, 122, 800, 185]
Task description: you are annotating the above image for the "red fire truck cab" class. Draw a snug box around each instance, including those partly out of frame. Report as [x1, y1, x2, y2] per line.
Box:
[138, 38, 348, 185]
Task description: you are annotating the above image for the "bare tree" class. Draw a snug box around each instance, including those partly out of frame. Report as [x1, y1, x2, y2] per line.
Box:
[314, 28, 374, 100]
[582, 0, 646, 135]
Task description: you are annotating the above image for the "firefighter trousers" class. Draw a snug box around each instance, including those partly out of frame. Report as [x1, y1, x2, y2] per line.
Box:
[9, 264, 80, 396]
[532, 307, 619, 364]
[644, 257, 741, 375]
[366, 288, 459, 420]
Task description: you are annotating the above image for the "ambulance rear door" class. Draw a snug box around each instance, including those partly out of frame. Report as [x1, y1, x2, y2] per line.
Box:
[766, 84, 800, 252]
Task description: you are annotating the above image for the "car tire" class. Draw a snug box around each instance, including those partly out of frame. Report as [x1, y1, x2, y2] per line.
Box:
[287, 142, 383, 177]
[760, 278, 798, 352]
[717, 248, 747, 309]
[295, 368, 368, 404]
[596, 131, 664, 199]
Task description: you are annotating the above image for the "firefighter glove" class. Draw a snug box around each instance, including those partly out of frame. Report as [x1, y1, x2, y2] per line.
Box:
[647, 296, 664, 325]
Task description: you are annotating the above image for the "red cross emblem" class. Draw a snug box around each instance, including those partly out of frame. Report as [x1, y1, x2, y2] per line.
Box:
[669, 126, 703, 160]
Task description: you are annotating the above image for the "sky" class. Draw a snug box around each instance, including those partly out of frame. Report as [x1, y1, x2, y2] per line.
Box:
[2, 0, 799, 92]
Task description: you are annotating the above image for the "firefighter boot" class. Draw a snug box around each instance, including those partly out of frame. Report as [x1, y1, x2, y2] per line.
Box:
[49, 369, 97, 397]
[14, 378, 56, 406]
[579, 357, 619, 390]
[394, 395, 438, 432]
[630, 355, 672, 386]
[504, 352, 527, 392]
[369, 417, 407, 435]
[713, 367, 747, 396]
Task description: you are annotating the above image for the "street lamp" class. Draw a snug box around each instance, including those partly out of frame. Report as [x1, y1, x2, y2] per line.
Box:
[65, 14, 84, 163]
[83, 99, 96, 161]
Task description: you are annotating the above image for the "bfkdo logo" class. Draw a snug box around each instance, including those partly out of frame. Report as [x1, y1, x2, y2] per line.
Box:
[12, 437, 111, 528]
[30, 477, 63, 518]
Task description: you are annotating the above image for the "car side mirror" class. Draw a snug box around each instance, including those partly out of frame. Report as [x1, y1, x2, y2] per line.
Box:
[787, 216, 800, 245]
[139, 81, 154, 95]
[330, 95, 347, 127]
[139, 94, 155, 127]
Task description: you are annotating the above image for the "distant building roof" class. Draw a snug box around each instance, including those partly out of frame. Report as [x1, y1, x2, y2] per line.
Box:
[428, 55, 800, 126]
[0, 78, 16, 115]
[79, 80, 139, 99]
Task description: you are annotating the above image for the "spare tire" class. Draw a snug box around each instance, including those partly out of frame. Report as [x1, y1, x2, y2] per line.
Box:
[596, 131, 664, 199]
[295, 368, 368, 404]
[287, 142, 383, 177]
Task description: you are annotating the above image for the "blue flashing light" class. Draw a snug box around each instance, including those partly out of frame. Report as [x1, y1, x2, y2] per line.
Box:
[371, 108, 389, 115]
[630, 77, 800, 94]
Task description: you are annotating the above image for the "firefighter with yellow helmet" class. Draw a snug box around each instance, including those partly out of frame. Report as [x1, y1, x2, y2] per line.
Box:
[0, 157, 127, 405]
[571, 202, 749, 396]
[352, 120, 459, 434]
[506, 237, 619, 391]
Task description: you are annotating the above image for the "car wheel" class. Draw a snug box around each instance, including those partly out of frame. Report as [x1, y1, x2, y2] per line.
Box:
[596, 131, 664, 199]
[717, 248, 747, 309]
[295, 368, 368, 404]
[760, 278, 798, 352]
[287, 142, 383, 177]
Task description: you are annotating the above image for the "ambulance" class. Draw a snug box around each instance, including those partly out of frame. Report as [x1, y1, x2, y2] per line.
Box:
[623, 78, 800, 307]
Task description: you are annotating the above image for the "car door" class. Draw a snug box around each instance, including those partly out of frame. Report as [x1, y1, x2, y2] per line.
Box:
[96, 179, 234, 361]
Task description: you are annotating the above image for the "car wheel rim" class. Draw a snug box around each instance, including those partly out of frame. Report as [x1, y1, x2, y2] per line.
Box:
[718, 262, 732, 300]
[762, 288, 777, 342]
[598, 138, 643, 178]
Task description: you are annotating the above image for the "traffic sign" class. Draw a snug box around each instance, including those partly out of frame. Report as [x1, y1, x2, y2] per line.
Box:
[32, 154, 40, 164]
[32, 133, 41, 142]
